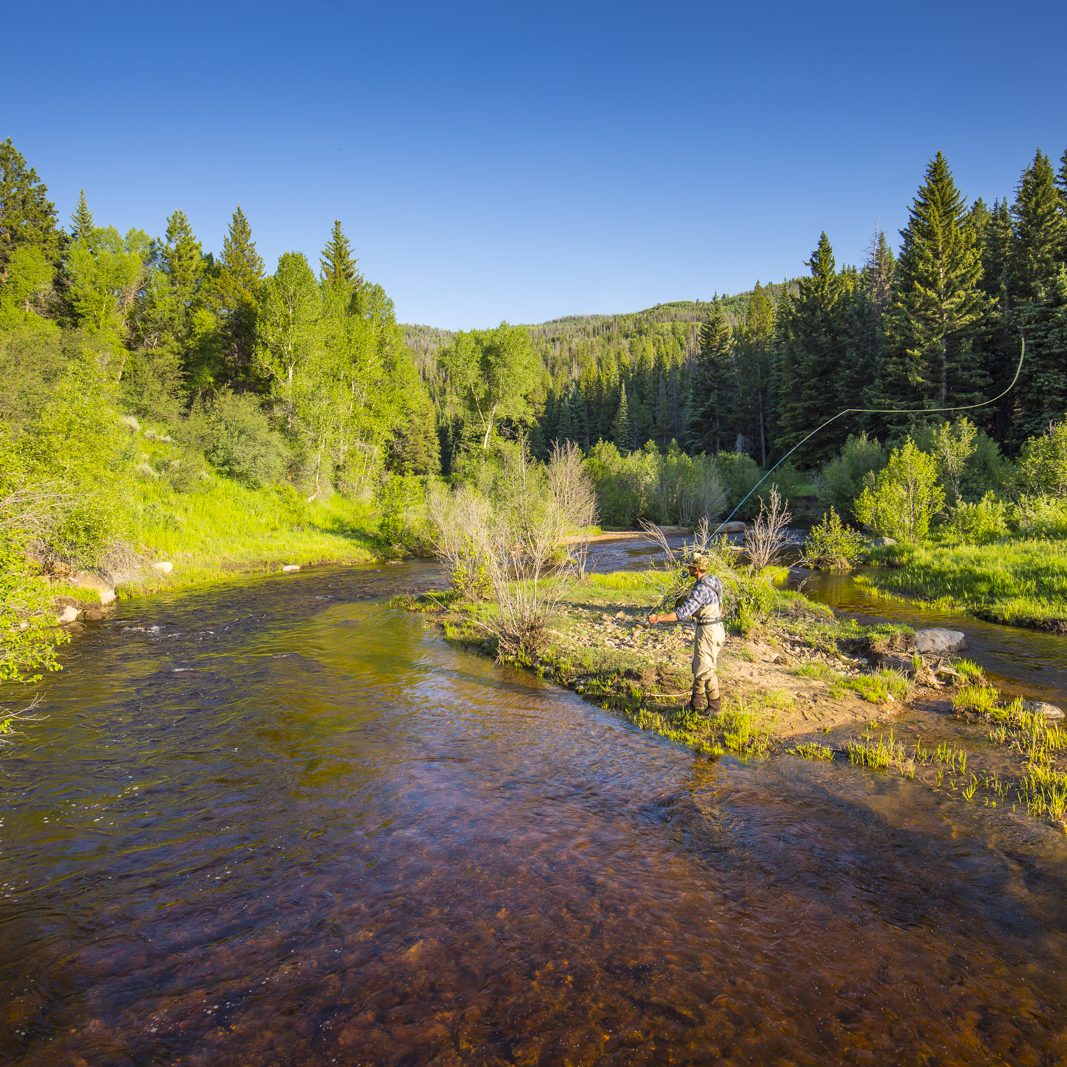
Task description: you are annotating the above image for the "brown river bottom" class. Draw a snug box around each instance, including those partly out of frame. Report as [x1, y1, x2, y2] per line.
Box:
[1, 562, 1065, 1065]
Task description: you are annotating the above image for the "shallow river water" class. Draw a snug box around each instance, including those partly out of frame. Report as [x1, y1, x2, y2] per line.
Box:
[1, 558, 1065, 1065]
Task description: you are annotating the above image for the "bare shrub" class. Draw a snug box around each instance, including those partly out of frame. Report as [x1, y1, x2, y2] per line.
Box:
[745, 486, 792, 570]
[428, 445, 589, 658]
[547, 441, 598, 576]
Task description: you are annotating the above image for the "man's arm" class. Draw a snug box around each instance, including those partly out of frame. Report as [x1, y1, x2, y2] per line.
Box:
[648, 610, 679, 624]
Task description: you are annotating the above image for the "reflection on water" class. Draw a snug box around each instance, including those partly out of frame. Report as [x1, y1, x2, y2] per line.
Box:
[1, 562, 1065, 1065]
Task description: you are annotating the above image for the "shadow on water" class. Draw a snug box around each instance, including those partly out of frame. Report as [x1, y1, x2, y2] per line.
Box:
[0, 559, 1065, 1065]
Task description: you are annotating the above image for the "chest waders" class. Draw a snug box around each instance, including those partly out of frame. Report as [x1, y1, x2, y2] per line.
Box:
[690, 600, 725, 715]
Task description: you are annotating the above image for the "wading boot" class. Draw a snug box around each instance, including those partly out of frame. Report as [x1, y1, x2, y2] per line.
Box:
[706, 691, 722, 716]
[687, 682, 707, 714]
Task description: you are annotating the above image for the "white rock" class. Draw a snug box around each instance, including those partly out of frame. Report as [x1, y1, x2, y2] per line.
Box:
[281, 564, 301, 573]
[57, 605, 81, 624]
[151, 561, 174, 574]
[914, 628, 967, 655]
[72, 571, 116, 604]
[720, 521, 747, 534]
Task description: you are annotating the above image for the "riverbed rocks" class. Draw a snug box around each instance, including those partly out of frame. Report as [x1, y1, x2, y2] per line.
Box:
[914, 628, 967, 655]
[57, 604, 81, 624]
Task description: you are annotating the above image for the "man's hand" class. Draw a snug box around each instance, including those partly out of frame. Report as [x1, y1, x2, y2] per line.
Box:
[647, 613, 659, 625]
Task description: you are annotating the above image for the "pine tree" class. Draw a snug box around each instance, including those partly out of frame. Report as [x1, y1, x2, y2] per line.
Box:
[161, 209, 208, 344]
[688, 300, 735, 453]
[70, 190, 94, 244]
[612, 381, 635, 453]
[320, 219, 360, 290]
[211, 206, 264, 388]
[776, 233, 847, 464]
[978, 199, 1017, 440]
[883, 152, 989, 411]
[734, 282, 776, 463]
[0, 139, 61, 276]
[1011, 151, 1067, 441]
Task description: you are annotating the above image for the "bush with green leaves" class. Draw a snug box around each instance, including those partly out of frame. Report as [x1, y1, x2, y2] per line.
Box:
[1013, 494, 1067, 539]
[377, 473, 433, 553]
[1018, 420, 1067, 497]
[202, 391, 290, 488]
[817, 433, 887, 521]
[854, 440, 945, 544]
[712, 452, 763, 518]
[943, 492, 1009, 545]
[804, 507, 866, 572]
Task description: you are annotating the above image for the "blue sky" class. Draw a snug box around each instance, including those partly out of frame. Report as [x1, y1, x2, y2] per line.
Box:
[5, 1, 1066, 329]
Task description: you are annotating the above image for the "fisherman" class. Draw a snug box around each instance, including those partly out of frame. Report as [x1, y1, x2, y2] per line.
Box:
[647, 554, 725, 715]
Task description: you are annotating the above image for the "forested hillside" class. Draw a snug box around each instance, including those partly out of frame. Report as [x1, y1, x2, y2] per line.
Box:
[413, 149, 1066, 473]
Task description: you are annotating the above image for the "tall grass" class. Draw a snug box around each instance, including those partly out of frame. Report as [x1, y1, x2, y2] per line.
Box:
[862, 539, 1067, 630]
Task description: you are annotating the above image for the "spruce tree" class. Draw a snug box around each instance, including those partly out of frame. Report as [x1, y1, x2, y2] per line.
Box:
[734, 283, 776, 463]
[320, 219, 359, 290]
[1011, 150, 1067, 440]
[211, 206, 264, 388]
[0, 139, 61, 275]
[70, 190, 94, 244]
[688, 300, 734, 453]
[978, 200, 1018, 440]
[883, 152, 989, 411]
[612, 381, 635, 453]
[776, 233, 847, 464]
[161, 209, 207, 344]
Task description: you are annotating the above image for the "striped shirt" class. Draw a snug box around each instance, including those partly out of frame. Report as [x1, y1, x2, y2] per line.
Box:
[675, 574, 724, 623]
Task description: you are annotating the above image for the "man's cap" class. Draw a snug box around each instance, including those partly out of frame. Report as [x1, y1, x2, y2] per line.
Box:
[690, 553, 711, 571]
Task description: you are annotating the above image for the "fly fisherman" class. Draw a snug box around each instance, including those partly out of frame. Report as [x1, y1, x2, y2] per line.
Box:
[647, 554, 725, 715]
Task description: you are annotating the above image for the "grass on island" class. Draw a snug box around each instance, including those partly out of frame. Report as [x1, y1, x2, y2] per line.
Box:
[862, 539, 1067, 631]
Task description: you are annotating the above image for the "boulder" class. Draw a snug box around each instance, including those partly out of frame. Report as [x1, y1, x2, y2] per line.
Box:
[72, 572, 116, 605]
[281, 564, 301, 573]
[720, 521, 746, 535]
[914, 628, 967, 655]
[57, 605, 81, 624]
[1025, 700, 1065, 721]
[151, 561, 174, 574]
[871, 536, 897, 548]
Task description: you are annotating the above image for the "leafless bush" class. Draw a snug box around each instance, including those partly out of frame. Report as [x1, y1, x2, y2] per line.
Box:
[547, 441, 598, 576]
[745, 486, 792, 570]
[427, 446, 589, 658]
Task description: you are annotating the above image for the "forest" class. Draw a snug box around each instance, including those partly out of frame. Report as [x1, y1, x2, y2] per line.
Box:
[1, 139, 1066, 690]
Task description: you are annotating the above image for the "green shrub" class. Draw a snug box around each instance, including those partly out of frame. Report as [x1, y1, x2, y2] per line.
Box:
[713, 452, 763, 518]
[943, 492, 1009, 545]
[1014, 494, 1067, 539]
[804, 507, 866, 572]
[725, 568, 778, 636]
[377, 473, 433, 553]
[1018, 420, 1067, 497]
[203, 391, 289, 488]
[854, 439, 945, 544]
[817, 433, 887, 521]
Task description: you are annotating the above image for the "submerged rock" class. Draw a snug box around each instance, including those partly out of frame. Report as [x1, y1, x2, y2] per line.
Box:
[914, 628, 966, 654]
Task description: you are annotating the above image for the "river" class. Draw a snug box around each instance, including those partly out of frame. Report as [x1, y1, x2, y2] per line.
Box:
[1, 556, 1065, 1065]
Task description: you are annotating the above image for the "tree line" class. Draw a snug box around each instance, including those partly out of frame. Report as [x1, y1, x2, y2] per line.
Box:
[415, 149, 1066, 471]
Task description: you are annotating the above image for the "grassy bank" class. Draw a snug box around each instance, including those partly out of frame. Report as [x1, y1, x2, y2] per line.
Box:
[863, 538, 1067, 632]
[118, 477, 384, 596]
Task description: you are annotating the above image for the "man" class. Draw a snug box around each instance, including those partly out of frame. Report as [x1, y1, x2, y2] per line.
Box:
[647, 554, 725, 715]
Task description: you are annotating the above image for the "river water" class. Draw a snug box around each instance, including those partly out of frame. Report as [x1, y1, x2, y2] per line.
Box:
[1, 557, 1065, 1065]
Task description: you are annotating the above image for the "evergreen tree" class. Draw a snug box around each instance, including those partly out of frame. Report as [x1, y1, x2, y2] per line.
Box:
[883, 152, 989, 411]
[320, 219, 360, 290]
[612, 381, 635, 453]
[977, 199, 1017, 440]
[1011, 150, 1067, 440]
[776, 233, 847, 464]
[734, 282, 776, 463]
[211, 206, 264, 388]
[70, 190, 94, 244]
[688, 300, 735, 453]
[160, 209, 208, 345]
[0, 139, 61, 276]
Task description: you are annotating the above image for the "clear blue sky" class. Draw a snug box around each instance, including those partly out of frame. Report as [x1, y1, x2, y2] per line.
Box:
[5, 1, 1066, 329]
